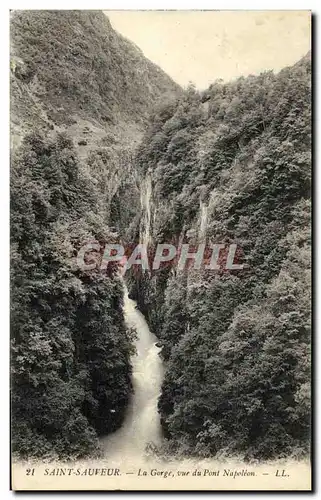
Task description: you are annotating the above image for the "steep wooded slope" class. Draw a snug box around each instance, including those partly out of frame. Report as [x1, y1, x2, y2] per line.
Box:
[11, 10, 180, 138]
[10, 10, 181, 460]
[130, 53, 311, 460]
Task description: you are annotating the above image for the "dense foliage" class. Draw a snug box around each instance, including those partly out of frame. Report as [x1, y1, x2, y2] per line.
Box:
[11, 133, 135, 459]
[10, 11, 180, 460]
[130, 54, 311, 460]
[10, 9, 311, 462]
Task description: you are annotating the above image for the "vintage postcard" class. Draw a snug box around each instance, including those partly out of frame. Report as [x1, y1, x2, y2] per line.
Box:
[10, 10, 311, 491]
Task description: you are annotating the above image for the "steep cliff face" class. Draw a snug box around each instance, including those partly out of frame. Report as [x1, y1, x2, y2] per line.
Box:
[10, 10, 181, 460]
[10, 10, 182, 231]
[131, 55, 311, 459]
[11, 10, 311, 462]
[11, 10, 180, 137]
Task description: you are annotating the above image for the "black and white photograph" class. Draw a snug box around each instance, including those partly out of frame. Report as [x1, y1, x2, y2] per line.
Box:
[9, 9, 311, 491]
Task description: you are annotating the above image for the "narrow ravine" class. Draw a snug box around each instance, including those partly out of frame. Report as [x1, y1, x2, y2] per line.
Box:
[101, 286, 164, 459]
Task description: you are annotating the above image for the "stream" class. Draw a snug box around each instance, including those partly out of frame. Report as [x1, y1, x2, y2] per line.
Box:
[101, 286, 164, 459]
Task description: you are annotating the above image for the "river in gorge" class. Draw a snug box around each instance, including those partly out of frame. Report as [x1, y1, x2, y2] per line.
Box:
[93, 287, 310, 491]
[101, 286, 164, 459]
[12, 289, 310, 491]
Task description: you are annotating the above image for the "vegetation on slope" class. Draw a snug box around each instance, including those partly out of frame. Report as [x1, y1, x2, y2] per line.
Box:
[11, 10, 180, 131]
[11, 133, 136, 458]
[10, 11, 180, 459]
[131, 53, 311, 460]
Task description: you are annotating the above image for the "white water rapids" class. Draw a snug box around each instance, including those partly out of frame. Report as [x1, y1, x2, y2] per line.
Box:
[13, 292, 310, 491]
[101, 287, 163, 459]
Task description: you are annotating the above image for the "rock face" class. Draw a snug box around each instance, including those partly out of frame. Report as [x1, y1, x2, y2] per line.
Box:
[10, 10, 181, 149]
[10, 10, 181, 460]
[130, 54, 311, 460]
[10, 10, 182, 228]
